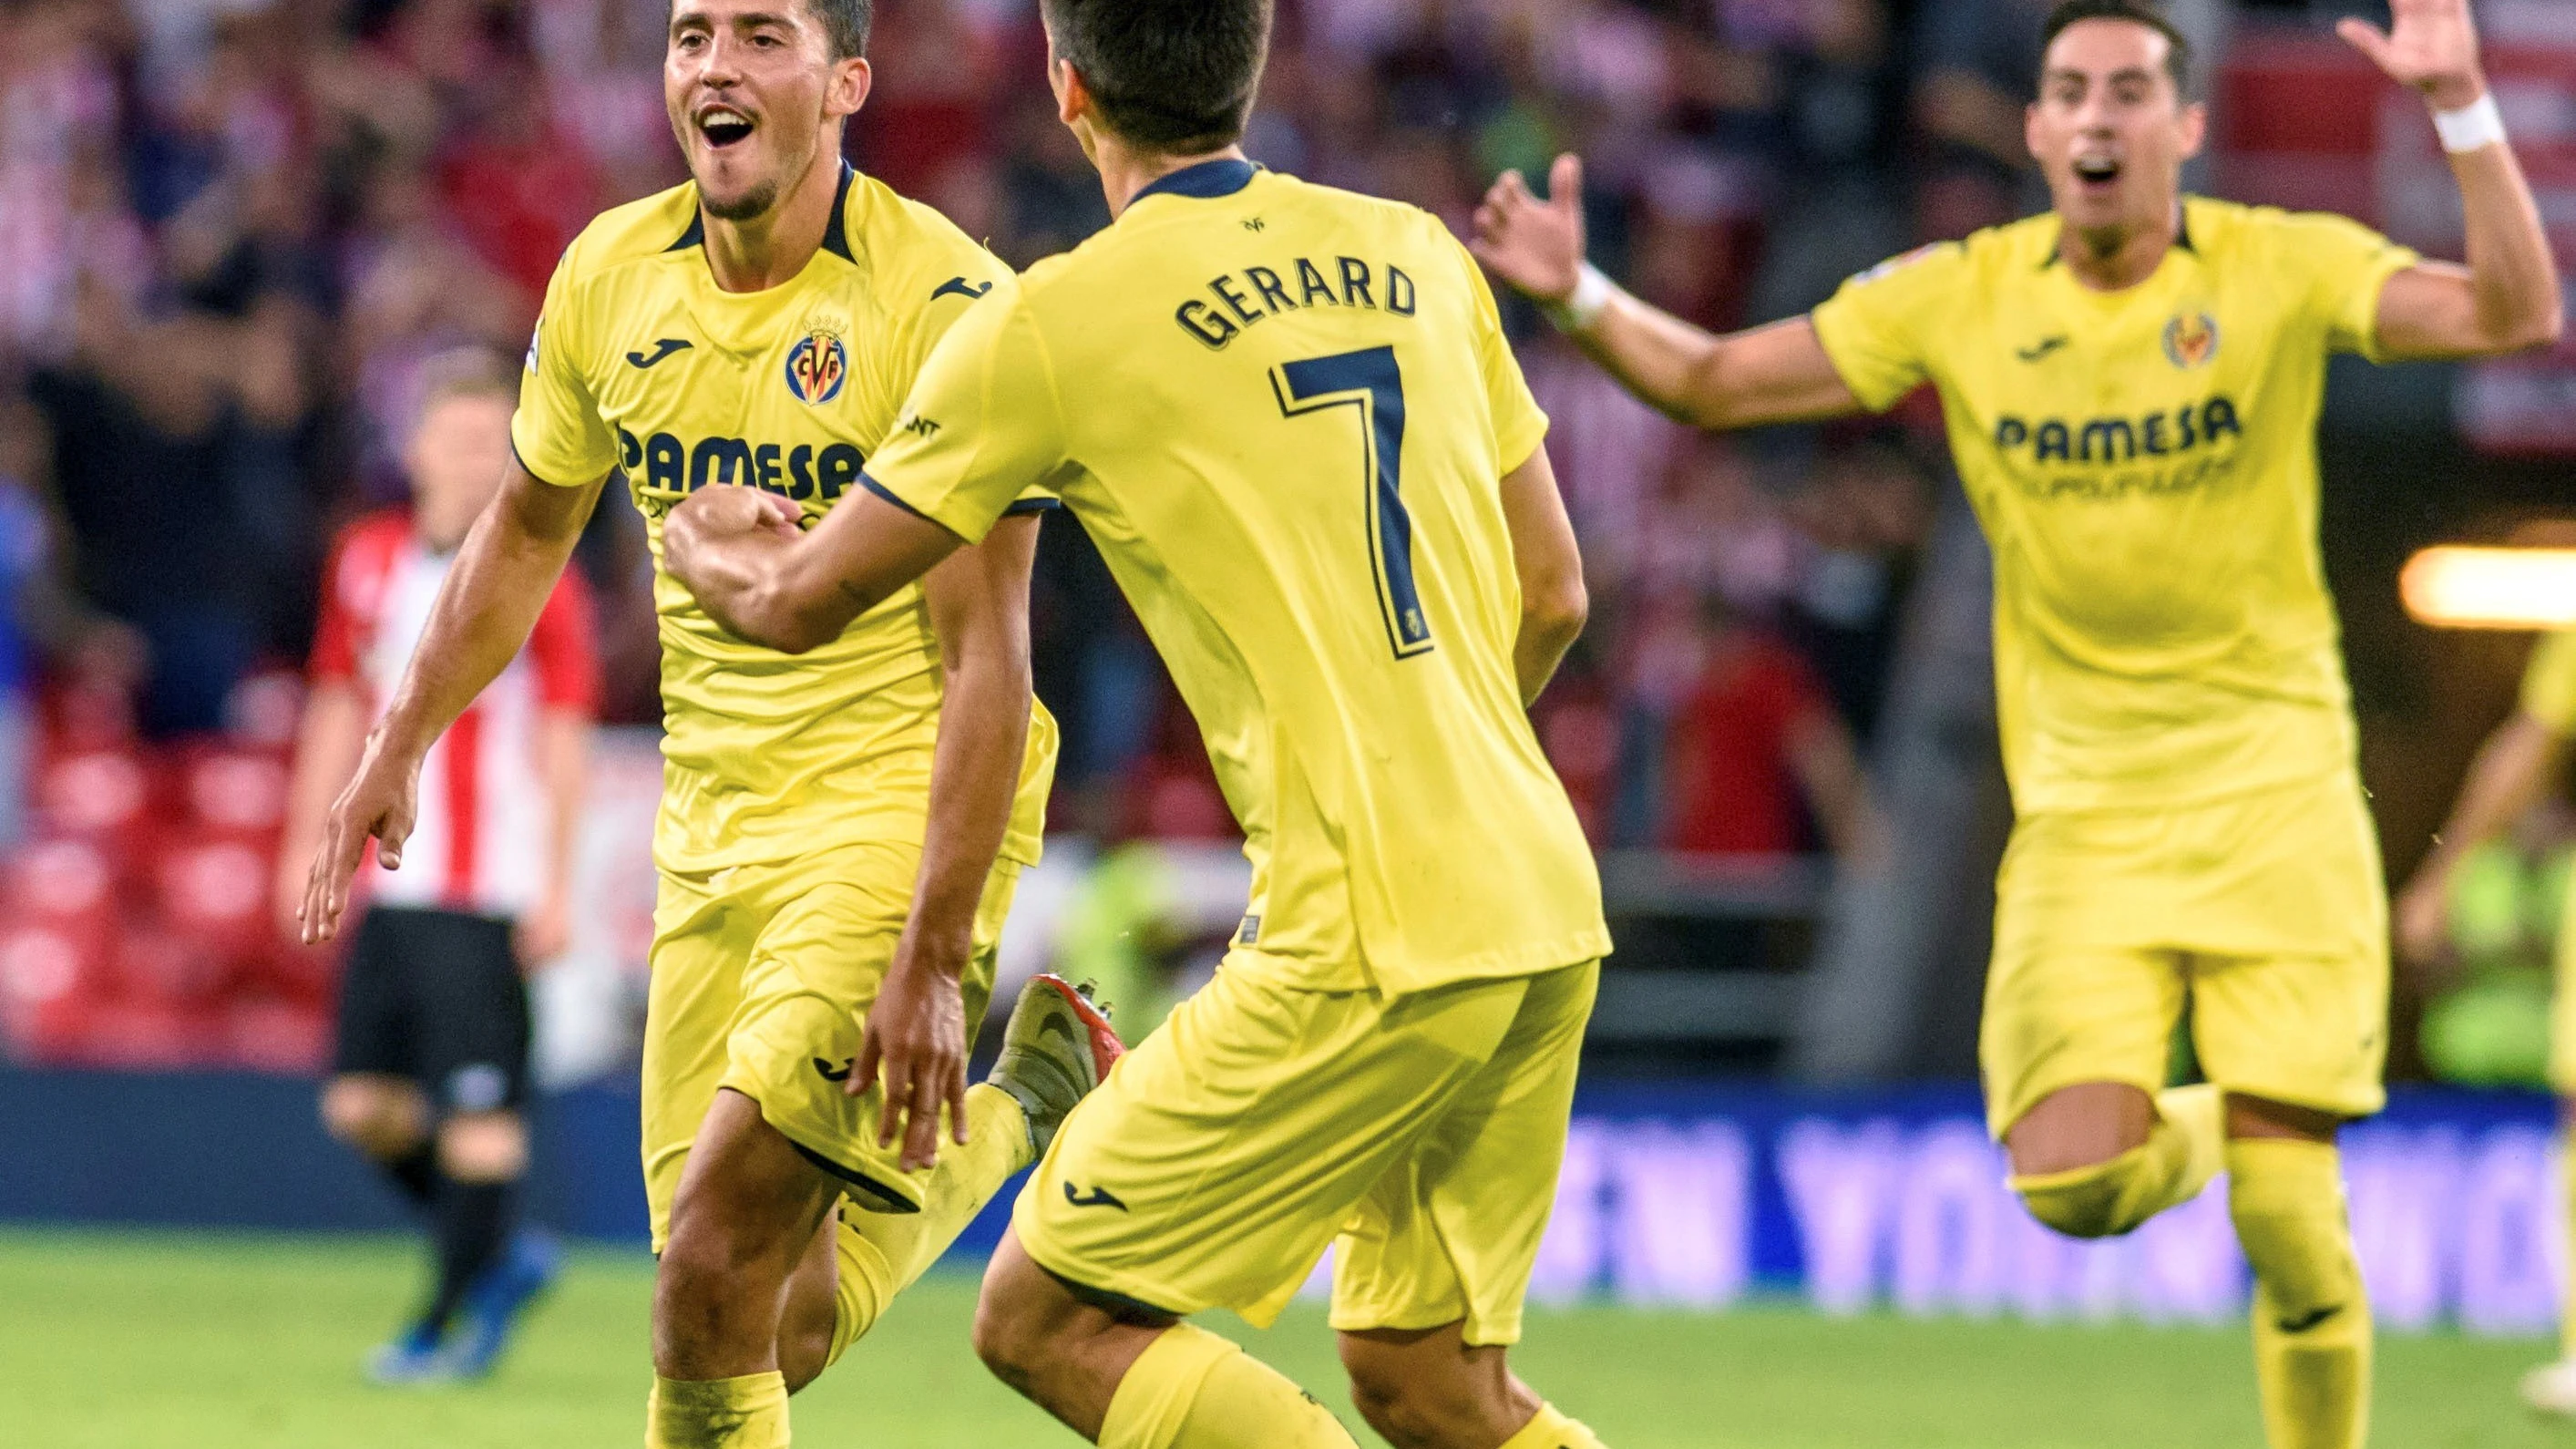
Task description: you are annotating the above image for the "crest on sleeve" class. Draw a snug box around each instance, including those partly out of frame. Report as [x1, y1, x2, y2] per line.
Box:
[1849, 243, 1948, 286]
[525, 321, 541, 374]
[2162, 311, 2220, 369]
[785, 330, 848, 405]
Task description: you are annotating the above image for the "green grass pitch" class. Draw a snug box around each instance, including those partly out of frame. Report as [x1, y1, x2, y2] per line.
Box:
[0, 1228, 2546, 1447]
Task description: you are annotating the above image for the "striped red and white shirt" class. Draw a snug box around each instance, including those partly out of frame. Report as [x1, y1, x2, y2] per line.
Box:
[310, 512, 598, 918]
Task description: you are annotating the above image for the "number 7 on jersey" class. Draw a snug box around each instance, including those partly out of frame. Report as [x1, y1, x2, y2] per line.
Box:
[1271, 346, 1433, 660]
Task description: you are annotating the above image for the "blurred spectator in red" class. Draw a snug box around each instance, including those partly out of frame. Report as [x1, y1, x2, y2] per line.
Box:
[1660, 592, 1875, 861]
[276, 345, 592, 1380]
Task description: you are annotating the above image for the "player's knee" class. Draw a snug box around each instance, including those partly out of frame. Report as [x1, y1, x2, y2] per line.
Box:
[777, 1325, 831, 1396]
[1339, 1332, 1524, 1449]
[970, 1279, 1043, 1389]
[2012, 1153, 2150, 1240]
[436, 1112, 529, 1183]
[321, 1077, 423, 1158]
[1341, 1357, 1443, 1449]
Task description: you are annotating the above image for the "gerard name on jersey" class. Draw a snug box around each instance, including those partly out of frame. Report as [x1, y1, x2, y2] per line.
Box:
[1175, 254, 1421, 349]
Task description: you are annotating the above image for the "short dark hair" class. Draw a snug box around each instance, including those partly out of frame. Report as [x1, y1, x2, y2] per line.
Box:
[809, 0, 868, 59]
[672, 0, 868, 59]
[2041, 0, 2192, 98]
[1042, 0, 1271, 154]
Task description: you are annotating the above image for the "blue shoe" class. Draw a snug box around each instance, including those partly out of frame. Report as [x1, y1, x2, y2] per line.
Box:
[366, 1320, 456, 1385]
[444, 1228, 563, 1379]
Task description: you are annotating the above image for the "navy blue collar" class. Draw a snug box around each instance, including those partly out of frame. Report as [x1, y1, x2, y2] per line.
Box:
[1131, 158, 1258, 206]
[672, 161, 857, 257]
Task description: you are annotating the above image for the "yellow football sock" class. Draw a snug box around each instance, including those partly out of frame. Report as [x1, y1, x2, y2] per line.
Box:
[1098, 1321, 1357, 1449]
[2229, 1137, 2370, 1449]
[2561, 1120, 2576, 1363]
[2011, 1084, 2225, 1238]
[647, 1372, 790, 1449]
[1500, 1400, 1612, 1449]
[826, 1084, 1030, 1367]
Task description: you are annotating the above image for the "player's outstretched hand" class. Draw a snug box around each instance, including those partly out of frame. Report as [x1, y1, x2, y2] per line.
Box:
[298, 739, 420, 946]
[857, 955, 971, 1172]
[2337, 0, 2485, 110]
[1472, 152, 1587, 306]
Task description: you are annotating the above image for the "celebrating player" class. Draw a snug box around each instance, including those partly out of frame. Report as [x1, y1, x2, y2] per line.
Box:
[1470, 1, 2560, 1445]
[2394, 628, 2576, 1415]
[297, 0, 1120, 1443]
[281, 347, 593, 1382]
[662, 1, 1612, 1445]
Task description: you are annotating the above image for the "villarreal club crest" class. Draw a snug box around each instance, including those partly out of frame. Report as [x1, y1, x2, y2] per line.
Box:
[2162, 311, 2220, 370]
[785, 329, 848, 405]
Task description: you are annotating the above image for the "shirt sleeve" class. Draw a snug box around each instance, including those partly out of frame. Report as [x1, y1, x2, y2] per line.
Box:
[862, 280, 1072, 545]
[526, 566, 600, 715]
[1452, 232, 1549, 473]
[510, 251, 620, 488]
[1809, 242, 1965, 413]
[2273, 211, 2421, 363]
[2521, 631, 2576, 735]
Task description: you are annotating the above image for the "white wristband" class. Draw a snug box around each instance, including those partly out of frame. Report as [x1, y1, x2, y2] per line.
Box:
[2432, 92, 2507, 154]
[1543, 262, 1616, 333]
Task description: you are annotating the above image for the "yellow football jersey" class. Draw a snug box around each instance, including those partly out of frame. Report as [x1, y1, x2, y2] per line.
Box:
[865, 159, 1609, 997]
[513, 163, 1056, 873]
[2522, 631, 2576, 734]
[1812, 196, 2419, 815]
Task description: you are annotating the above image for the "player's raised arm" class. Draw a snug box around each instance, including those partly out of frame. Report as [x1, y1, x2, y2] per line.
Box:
[2343, 0, 2563, 359]
[300, 458, 606, 946]
[663, 484, 965, 653]
[1473, 154, 1863, 431]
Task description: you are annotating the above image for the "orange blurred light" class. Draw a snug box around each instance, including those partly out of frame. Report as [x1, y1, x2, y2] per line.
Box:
[2400, 547, 2576, 630]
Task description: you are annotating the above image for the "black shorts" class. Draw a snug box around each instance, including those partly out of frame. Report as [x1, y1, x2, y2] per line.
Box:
[332, 905, 531, 1115]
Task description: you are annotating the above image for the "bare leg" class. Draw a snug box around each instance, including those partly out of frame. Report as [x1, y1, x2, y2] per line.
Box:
[1338, 1321, 1542, 1449]
[971, 1228, 1168, 1440]
[653, 1087, 842, 1381]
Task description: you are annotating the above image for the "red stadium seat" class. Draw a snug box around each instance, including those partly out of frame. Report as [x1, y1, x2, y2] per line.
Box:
[5, 837, 119, 959]
[223, 995, 331, 1074]
[113, 924, 231, 1009]
[36, 749, 150, 839]
[178, 747, 291, 839]
[0, 925, 115, 1061]
[152, 835, 278, 963]
[73, 998, 214, 1070]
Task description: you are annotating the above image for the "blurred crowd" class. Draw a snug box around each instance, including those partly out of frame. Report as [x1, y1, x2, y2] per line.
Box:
[0, 0, 2253, 881]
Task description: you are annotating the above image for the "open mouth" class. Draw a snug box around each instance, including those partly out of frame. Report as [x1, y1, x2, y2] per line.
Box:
[697, 105, 754, 149]
[2072, 154, 2121, 189]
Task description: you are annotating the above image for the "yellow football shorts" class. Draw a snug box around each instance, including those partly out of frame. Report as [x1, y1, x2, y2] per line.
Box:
[641, 840, 1020, 1249]
[1982, 772, 2389, 1137]
[1017, 956, 1598, 1347]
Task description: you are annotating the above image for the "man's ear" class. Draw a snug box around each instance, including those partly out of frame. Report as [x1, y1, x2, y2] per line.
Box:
[1053, 55, 1093, 129]
[2176, 99, 2207, 162]
[828, 56, 873, 121]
